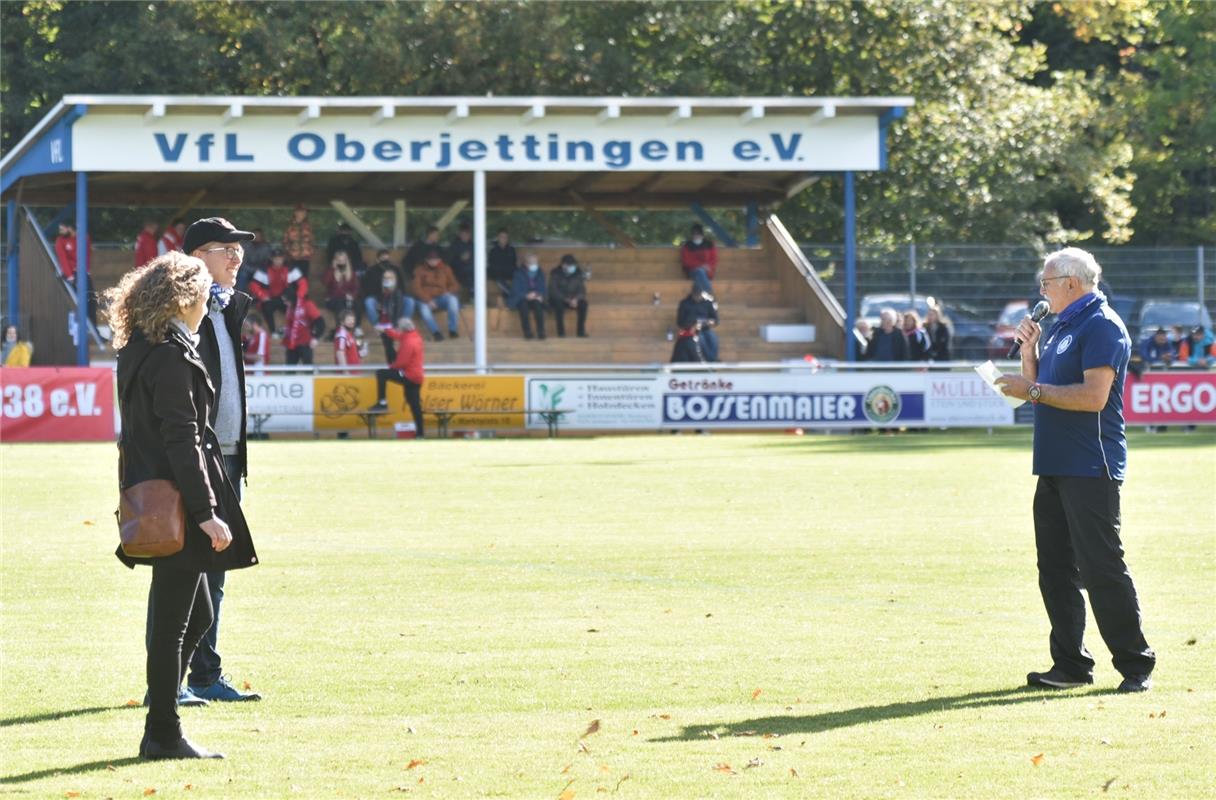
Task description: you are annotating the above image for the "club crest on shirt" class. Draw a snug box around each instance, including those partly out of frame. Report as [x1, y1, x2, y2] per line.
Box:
[1056, 334, 1074, 354]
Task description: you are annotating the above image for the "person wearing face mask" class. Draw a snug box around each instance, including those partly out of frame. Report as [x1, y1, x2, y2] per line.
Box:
[105, 252, 258, 760]
[548, 254, 589, 338]
[411, 247, 462, 342]
[362, 250, 405, 322]
[369, 270, 413, 363]
[679, 223, 718, 296]
[2, 323, 33, 367]
[509, 253, 548, 340]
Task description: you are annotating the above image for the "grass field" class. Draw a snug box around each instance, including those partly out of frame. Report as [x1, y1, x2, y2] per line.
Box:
[2, 430, 1214, 799]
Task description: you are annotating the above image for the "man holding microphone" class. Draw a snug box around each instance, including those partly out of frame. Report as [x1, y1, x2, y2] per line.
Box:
[996, 247, 1154, 693]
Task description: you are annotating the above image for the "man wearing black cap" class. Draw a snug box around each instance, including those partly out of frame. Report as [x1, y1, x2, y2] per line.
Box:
[175, 217, 262, 703]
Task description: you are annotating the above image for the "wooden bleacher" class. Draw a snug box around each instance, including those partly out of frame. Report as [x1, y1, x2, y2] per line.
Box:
[89, 240, 838, 365]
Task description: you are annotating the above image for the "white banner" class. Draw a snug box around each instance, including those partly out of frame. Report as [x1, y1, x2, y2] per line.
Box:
[71, 114, 880, 173]
[526, 376, 662, 430]
[245, 376, 314, 433]
[923, 373, 1016, 426]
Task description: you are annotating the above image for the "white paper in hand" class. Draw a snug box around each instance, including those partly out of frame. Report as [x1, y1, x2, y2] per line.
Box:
[975, 360, 1025, 408]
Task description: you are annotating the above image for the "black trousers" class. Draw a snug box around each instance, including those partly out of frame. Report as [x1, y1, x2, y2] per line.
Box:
[517, 299, 546, 338]
[259, 297, 287, 329]
[146, 566, 213, 744]
[286, 346, 313, 365]
[549, 298, 588, 336]
[1033, 476, 1155, 678]
[376, 369, 424, 437]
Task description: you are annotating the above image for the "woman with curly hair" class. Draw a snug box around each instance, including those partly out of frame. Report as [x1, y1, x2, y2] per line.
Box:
[105, 252, 258, 760]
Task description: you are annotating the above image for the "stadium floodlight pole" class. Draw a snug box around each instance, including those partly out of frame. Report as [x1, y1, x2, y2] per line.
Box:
[75, 171, 89, 366]
[843, 170, 857, 362]
[473, 169, 488, 373]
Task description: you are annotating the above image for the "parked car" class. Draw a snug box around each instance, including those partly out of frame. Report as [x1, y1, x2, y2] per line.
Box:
[988, 300, 1030, 360]
[1136, 299, 1213, 344]
[857, 293, 994, 361]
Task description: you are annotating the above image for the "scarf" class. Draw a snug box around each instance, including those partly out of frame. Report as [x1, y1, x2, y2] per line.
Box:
[209, 282, 234, 313]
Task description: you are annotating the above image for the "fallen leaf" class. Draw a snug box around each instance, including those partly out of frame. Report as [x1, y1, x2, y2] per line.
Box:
[106, 765, 117, 771]
[183, 785, 193, 792]
[761, 733, 779, 740]
[613, 774, 630, 793]
[83, 520, 95, 526]
[1031, 753, 1045, 767]
[745, 758, 764, 769]
[144, 790, 157, 797]
[125, 699, 141, 707]
[242, 681, 252, 691]
[712, 763, 737, 775]
[751, 689, 762, 701]
[581, 719, 601, 738]
[790, 768, 800, 778]
[1102, 777, 1117, 792]
[578, 741, 590, 754]
[561, 764, 572, 775]
[658, 714, 671, 720]
[769, 745, 784, 751]
[558, 778, 576, 800]
[586, 628, 600, 633]
[631, 730, 638, 736]
[704, 731, 720, 741]
[705, 613, 713, 618]
[65, 793, 81, 798]
[406, 726, 416, 734]
[1185, 637, 1197, 645]
[406, 759, 427, 770]
[391, 787, 412, 793]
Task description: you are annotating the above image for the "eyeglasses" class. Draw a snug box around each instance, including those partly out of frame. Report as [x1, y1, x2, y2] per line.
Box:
[201, 246, 244, 259]
[1039, 275, 1069, 289]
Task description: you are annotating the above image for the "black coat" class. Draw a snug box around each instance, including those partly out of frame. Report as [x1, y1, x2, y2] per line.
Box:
[926, 322, 951, 361]
[197, 291, 251, 480]
[114, 328, 258, 573]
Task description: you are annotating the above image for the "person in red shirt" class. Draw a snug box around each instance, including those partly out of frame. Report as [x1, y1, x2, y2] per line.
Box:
[248, 248, 298, 332]
[158, 218, 186, 255]
[370, 317, 425, 437]
[55, 221, 97, 324]
[333, 310, 366, 372]
[679, 223, 718, 296]
[281, 279, 325, 365]
[322, 251, 362, 329]
[241, 312, 271, 374]
[134, 219, 159, 267]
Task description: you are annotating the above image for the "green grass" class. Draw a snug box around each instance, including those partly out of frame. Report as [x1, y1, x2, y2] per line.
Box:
[2, 430, 1214, 799]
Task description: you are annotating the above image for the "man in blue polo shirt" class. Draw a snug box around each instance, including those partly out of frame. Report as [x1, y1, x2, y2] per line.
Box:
[996, 247, 1154, 693]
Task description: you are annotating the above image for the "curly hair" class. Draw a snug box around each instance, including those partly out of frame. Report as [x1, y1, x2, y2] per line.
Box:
[103, 252, 212, 348]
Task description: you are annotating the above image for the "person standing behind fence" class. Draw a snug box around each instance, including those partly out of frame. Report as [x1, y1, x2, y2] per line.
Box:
[996, 247, 1154, 694]
[2, 324, 33, 367]
[903, 310, 932, 361]
[55, 220, 97, 325]
[241, 313, 270, 374]
[106, 252, 258, 759]
[282, 280, 325, 365]
[924, 306, 951, 361]
[370, 317, 426, 437]
[158, 218, 186, 255]
[679, 223, 718, 296]
[868, 308, 908, 361]
[334, 309, 366, 373]
[134, 220, 159, 268]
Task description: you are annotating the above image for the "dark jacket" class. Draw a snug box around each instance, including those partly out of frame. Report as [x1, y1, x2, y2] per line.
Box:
[548, 266, 588, 304]
[488, 243, 519, 284]
[362, 260, 404, 299]
[868, 327, 908, 361]
[677, 295, 718, 331]
[325, 231, 366, 272]
[448, 237, 475, 290]
[114, 328, 257, 573]
[197, 291, 251, 479]
[926, 322, 951, 361]
[404, 239, 440, 273]
[906, 327, 932, 361]
[509, 268, 546, 309]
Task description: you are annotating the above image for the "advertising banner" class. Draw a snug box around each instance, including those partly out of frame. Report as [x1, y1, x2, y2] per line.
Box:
[0, 367, 115, 442]
[1124, 371, 1216, 425]
[245, 375, 315, 433]
[313, 374, 526, 433]
[525, 376, 662, 430]
[923, 373, 1016, 426]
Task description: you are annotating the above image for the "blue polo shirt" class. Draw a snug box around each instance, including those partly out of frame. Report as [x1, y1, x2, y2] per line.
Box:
[1033, 293, 1131, 480]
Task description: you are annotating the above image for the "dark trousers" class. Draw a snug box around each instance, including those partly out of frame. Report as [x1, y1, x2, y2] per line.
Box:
[259, 297, 287, 329]
[376, 369, 424, 437]
[146, 566, 213, 744]
[517, 299, 546, 338]
[1033, 476, 1155, 678]
[286, 346, 313, 365]
[324, 297, 361, 328]
[188, 454, 241, 688]
[549, 298, 588, 337]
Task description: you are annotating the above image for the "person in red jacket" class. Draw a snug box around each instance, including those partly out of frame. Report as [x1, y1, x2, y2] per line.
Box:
[282, 279, 325, 365]
[241, 312, 271, 374]
[134, 220, 159, 267]
[249, 248, 299, 332]
[679, 223, 718, 296]
[370, 317, 425, 437]
[333, 309, 366, 372]
[55, 221, 97, 324]
[158, 218, 186, 255]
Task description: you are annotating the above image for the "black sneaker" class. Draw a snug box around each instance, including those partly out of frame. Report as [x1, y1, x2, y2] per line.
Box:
[432, 332, 445, 342]
[369, 400, 388, 412]
[523, 332, 535, 340]
[1117, 674, 1152, 693]
[448, 331, 459, 340]
[1027, 668, 1094, 689]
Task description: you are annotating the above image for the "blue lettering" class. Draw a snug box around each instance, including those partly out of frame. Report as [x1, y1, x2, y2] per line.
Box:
[409, 140, 431, 161]
[196, 133, 215, 162]
[225, 133, 253, 162]
[565, 140, 593, 161]
[336, 133, 365, 162]
[459, 140, 487, 161]
[675, 141, 704, 161]
[771, 133, 802, 160]
[154, 133, 188, 162]
[289, 133, 325, 161]
[374, 140, 402, 161]
[733, 140, 761, 161]
[604, 140, 631, 169]
[640, 140, 668, 161]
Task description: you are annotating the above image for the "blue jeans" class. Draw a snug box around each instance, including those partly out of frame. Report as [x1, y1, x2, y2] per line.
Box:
[364, 295, 417, 327]
[417, 293, 460, 335]
[700, 328, 720, 362]
[688, 266, 714, 296]
[188, 454, 242, 688]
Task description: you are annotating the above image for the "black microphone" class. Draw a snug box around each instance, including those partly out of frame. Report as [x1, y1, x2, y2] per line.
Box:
[1007, 301, 1051, 358]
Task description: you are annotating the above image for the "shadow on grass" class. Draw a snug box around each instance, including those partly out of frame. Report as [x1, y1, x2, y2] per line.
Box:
[0, 756, 143, 784]
[0, 705, 133, 728]
[650, 686, 1118, 742]
[754, 429, 1215, 454]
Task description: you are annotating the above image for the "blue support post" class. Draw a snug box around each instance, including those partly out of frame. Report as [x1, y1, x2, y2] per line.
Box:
[75, 171, 89, 366]
[744, 202, 759, 247]
[688, 202, 738, 248]
[5, 200, 17, 326]
[844, 171, 857, 362]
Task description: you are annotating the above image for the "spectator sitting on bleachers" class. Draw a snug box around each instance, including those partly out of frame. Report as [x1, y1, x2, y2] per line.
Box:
[363, 250, 405, 322]
[924, 306, 951, 361]
[239, 228, 273, 294]
[412, 247, 462, 342]
[55, 220, 97, 325]
[448, 222, 476, 295]
[325, 221, 365, 274]
[322, 251, 362, 330]
[282, 204, 315, 278]
[333, 309, 367, 372]
[404, 225, 442, 273]
[369, 270, 413, 362]
[1178, 325, 1214, 367]
[282, 279, 325, 365]
[158, 217, 185, 255]
[488, 228, 519, 298]
[249, 248, 299, 334]
[1140, 327, 1176, 366]
[677, 286, 719, 362]
[868, 308, 908, 361]
[2, 324, 33, 367]
[679, 223, 718, 296]
[548, 253, 589, 338]
[671, 293, 708, 363]
[134, 220, 159, 267]
[241, 313, 270, 373]
[510, 253, 547, 340]
[370, 317, 426, 438]
[903, 310, 932, 361]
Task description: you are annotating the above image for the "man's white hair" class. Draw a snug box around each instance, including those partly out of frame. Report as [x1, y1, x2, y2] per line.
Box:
[1042, 247, 1102, 289]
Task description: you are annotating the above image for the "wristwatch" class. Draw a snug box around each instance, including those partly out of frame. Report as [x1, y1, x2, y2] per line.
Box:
[1028, 383, 1042, 404]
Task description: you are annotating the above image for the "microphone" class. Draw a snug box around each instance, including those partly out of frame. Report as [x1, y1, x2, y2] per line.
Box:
[1007, 301, 1051, 358]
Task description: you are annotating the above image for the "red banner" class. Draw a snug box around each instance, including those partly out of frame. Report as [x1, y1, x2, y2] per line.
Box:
[1124, 371, 1216, 425]
[0, 367, 116, 442]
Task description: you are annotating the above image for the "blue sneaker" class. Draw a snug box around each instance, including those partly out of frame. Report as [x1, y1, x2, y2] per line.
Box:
[190, 675, 262, 702]
[142, 686, 209, 707]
